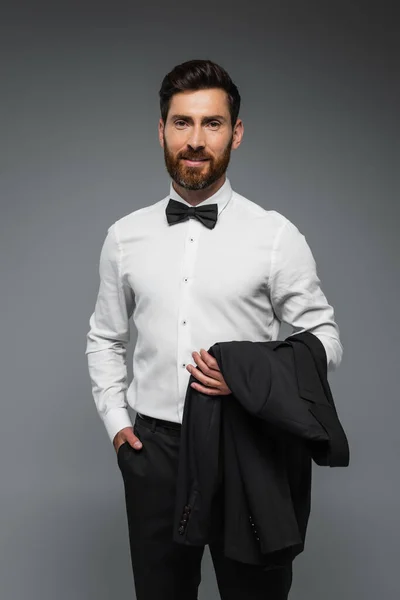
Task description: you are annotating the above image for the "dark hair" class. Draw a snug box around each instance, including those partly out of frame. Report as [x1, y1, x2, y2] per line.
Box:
[159, 59, 241, 128]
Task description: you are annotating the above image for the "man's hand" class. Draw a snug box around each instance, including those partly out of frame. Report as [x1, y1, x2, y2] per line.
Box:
[186, 349, 232, 395]
[113, 426, 143, 454]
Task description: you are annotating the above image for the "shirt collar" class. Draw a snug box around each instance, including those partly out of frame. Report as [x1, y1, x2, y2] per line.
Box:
[168, 176, 233, 217]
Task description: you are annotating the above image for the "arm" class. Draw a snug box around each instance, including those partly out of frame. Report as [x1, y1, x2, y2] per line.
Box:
[269, 218, 343, 372]
[85, 222, 135, 443]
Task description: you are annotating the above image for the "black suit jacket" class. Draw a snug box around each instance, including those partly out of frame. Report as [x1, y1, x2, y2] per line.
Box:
[172, 331, 350, 568]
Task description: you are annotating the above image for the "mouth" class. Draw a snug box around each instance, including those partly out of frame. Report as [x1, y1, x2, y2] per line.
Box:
[181, 158, 209, 166]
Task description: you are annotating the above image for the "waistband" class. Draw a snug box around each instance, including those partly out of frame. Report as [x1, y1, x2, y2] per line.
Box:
[136, 412, 182, 436]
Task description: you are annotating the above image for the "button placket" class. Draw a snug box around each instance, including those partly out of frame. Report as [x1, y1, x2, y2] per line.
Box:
[176, 219, 201, 417]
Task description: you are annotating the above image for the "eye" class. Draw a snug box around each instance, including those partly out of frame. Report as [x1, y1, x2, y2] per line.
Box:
[175, 120, 187, 128]
[208, 121, 220, 128]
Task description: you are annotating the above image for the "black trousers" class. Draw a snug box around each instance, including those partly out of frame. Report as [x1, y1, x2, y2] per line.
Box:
[117, 412, 293, 600]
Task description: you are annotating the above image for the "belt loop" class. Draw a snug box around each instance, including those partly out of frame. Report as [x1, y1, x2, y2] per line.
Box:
[150, 417, 157, 433]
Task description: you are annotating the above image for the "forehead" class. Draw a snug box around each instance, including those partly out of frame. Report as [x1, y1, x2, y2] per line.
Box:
[168, 88, 230, 118]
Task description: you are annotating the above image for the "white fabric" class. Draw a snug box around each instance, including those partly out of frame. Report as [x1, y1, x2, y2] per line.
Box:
[85, 177, 343, 443]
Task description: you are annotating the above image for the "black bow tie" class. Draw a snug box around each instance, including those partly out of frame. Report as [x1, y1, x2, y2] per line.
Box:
[166, 199, 218, 230]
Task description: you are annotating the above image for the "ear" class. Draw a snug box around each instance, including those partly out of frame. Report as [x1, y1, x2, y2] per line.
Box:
[158, 118, 165, 148]
[232, 118, 244, 150]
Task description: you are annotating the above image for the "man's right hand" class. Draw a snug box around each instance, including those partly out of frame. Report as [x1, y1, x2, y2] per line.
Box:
[113, 426, 143, 454]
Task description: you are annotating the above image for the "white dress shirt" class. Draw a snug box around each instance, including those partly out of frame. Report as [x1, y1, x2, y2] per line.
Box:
[85, 176, 343, 444]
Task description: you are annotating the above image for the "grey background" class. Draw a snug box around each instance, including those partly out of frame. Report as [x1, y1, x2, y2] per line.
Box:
[1, 2, 398, 599]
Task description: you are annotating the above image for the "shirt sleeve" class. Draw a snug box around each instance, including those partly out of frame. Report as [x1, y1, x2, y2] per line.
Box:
[85, 222, 135, 444]
[269, 218, 343, 372]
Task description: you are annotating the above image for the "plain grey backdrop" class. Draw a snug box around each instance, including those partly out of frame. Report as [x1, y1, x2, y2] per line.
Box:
[1, 1, 398, 599]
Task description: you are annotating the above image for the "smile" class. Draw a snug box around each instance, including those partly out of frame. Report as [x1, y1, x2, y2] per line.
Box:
[182, 159, 209, 166]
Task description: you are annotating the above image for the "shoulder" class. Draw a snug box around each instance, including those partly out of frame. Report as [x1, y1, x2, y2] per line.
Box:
[109, 195, 168, 239]
[231, 190, 293, 232]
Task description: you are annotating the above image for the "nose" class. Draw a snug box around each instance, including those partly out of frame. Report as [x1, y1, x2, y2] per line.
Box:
[187, 124, 206, 150]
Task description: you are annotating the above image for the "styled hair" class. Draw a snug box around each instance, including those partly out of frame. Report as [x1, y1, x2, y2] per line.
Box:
[159, 59, 241, 128]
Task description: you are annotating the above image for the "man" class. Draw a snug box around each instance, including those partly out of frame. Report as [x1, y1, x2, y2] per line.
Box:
[85, 59, 343, 600]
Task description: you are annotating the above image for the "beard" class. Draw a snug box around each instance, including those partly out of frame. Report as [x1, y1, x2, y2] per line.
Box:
[163, 133, 234, 191]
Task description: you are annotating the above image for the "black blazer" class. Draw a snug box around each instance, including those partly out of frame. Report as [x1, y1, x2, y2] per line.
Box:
[172, 331, 350, 568]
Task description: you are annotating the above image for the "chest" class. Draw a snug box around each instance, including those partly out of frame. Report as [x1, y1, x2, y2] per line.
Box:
[123, 223, 271, 307]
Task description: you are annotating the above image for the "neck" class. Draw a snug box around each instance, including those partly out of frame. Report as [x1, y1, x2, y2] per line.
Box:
[172, 173, 226, 206]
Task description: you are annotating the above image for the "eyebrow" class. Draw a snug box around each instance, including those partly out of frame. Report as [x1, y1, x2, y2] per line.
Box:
[169, 114, 227, 124]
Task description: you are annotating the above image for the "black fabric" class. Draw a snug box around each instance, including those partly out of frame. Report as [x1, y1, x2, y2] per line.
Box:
[172, 331, 350, 568]
[118, 414, 293, 600]
[165, 198, 218, 229]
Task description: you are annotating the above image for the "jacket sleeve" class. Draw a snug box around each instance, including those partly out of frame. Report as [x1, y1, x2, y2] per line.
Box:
[85, 222, 135, 443]
[269, 218, 343, 372]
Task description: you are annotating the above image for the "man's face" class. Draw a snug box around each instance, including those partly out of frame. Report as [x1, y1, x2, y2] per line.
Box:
[158, 88, 243, 191]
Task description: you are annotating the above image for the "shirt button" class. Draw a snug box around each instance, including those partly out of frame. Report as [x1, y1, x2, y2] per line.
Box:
[182, 320, 187, 325]
[190, 237, 194, 242]
[184, 277, 188, 282]
[182, 363, 186, 368]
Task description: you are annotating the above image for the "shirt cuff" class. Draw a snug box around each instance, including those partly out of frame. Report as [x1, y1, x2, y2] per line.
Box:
[102, 407, 134, 444]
